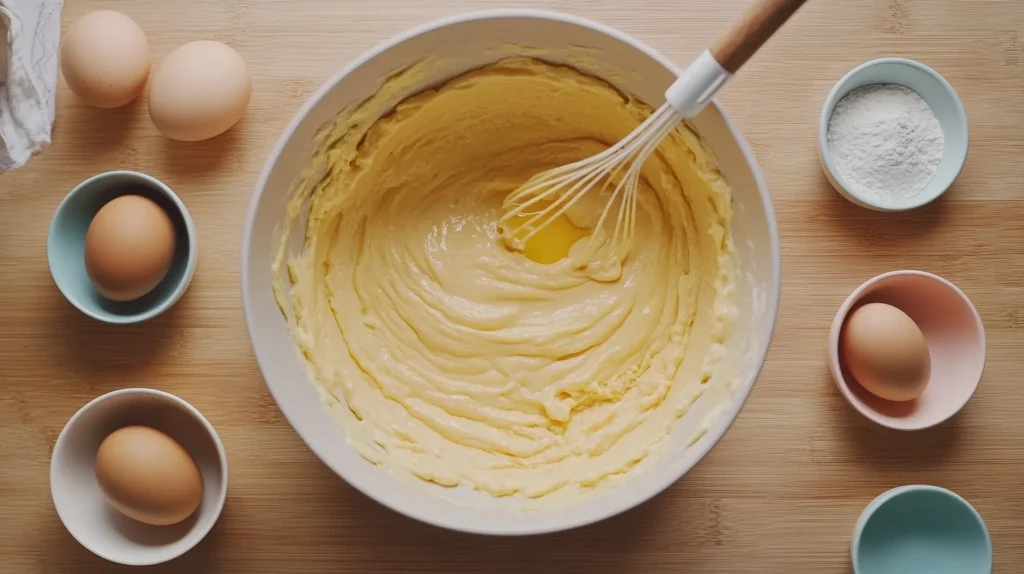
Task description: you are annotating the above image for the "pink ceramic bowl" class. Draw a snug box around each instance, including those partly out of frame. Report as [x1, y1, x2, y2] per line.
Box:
[829, 270, 985, 430]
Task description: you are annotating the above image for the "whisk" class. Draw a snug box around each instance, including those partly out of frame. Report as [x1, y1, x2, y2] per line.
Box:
[499, 0, 808, 264]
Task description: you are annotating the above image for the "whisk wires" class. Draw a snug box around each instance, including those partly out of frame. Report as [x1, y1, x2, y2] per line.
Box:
[499, 104, 681, 265]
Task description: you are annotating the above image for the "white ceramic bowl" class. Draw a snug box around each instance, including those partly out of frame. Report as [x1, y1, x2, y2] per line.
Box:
[50, 389, 228, 566]
[818, 58, 969, 211]
[243, 9, 780, 535]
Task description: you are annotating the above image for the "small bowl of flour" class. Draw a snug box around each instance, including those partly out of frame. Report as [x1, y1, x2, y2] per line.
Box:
[819, 58, 968, 211]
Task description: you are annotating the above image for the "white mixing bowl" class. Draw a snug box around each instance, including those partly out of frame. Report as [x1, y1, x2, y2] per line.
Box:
[243, 9, 780, 535]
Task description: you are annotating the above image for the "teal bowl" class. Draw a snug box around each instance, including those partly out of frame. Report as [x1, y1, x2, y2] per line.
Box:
[47, 171, 197, 324]
[853, 485, 992, 573]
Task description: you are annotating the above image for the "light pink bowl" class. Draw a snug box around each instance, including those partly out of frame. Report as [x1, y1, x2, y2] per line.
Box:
[829, 270, 985, 430]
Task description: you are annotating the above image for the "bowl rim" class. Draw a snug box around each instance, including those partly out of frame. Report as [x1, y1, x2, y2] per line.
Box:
[241, 8, 781, 535]
[851, 484, 992, 573]
[49, 387, 229, 566]
[46, 170, 199, 325]
[817, 57, 969, 212]
[828, 269, 986, 431]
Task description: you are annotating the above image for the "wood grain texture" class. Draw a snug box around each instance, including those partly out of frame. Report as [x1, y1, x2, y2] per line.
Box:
[711, 0, 808, 73]
[2, 0, 1023, 572]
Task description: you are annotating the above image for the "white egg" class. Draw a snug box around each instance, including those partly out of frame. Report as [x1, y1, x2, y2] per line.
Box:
[148, 40, 251, 141]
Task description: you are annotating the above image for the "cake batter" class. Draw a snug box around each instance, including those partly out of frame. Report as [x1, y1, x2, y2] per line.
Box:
[273, 57, 737, 502]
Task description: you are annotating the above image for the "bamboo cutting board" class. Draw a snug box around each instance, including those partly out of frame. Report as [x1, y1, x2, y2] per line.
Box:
[2, 1, 1023, 572]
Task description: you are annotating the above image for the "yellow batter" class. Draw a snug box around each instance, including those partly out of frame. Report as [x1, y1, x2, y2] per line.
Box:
[273, 57, 737, 502]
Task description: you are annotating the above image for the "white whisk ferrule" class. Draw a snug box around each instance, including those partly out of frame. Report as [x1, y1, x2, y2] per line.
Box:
[665, 49, 731, 118]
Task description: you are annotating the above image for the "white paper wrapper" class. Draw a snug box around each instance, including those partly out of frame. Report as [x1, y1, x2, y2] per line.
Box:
[0, 0, 63, 173]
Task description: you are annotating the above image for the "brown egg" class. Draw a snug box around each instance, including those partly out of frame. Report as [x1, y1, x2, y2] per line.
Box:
[95, 426, 203, 526]
[841, 302, 931, 402]
[84, 195, 176, 302]
[148, 40, 251, 141]
[60, 11, 151, 108]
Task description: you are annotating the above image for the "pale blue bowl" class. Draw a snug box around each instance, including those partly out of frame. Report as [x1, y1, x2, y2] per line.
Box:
[818, 57, 969, 211]
[853, 485, 992, 574]
[47, 171, 197, 324]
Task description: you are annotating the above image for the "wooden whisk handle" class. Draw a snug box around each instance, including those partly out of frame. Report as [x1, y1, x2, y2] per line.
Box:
[711, 0, 808, 73]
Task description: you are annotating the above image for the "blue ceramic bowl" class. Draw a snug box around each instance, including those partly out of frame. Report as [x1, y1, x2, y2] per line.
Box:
[47, 171, 197, 324]
[853, 485, 992, 573]
[819, 58, 969, 211]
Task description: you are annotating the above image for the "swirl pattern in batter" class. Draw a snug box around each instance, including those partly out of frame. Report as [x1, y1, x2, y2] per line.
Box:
[273, 57, 737, 502]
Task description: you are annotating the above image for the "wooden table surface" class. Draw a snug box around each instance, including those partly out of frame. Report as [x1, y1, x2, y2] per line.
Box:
[3, 0, 1023, 572]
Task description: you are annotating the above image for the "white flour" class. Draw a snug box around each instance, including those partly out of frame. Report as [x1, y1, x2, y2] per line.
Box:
[826, 84, 945, 204]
